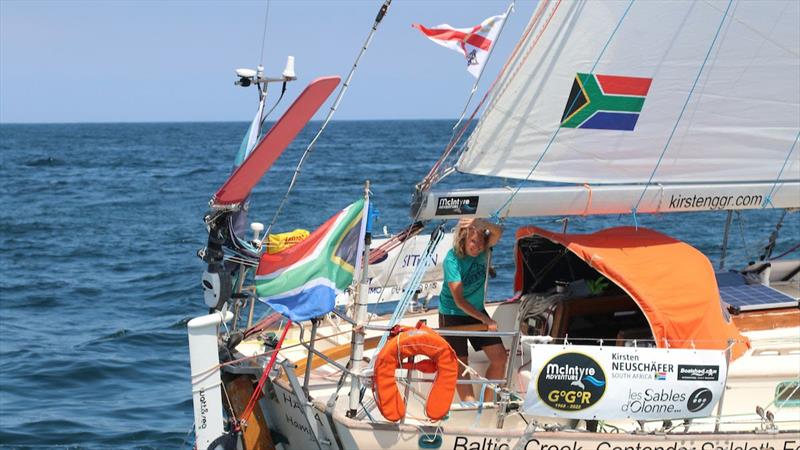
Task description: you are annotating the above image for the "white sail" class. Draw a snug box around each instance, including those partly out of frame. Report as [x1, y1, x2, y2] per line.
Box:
[457, 0, 800, 185]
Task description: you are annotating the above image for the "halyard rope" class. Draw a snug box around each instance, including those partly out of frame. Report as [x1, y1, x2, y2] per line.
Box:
[762, 130, 799, 208]
[494, 0, 635, 219]
[632, 0, 734, 216]
[419, 0, 554, 192]
[265, 1, 393, 238]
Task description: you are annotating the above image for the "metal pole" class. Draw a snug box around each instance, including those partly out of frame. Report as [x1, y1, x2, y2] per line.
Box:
[347, 181, 372, 418]
[483, 246, 493, 304]
[266, 1, 391, 237]
[496, 312, 521, 428]
[188, 311, 233, 448]
[246, 289, 256, 329]
[719, 210, 733, 270]
[761, 209, 787, 261]
[714, 341, 733, 432]
[401, 354, 414, 425]
[303, 318, 320, 394]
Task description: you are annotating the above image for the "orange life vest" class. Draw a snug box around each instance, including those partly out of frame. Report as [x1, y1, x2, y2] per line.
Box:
[373, 322, 458, 422]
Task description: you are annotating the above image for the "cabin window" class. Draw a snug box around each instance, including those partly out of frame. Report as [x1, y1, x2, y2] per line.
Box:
[775, 381, 800, 407]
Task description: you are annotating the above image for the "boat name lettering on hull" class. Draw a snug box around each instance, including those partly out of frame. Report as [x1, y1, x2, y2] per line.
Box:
[281, 391, 323, 423]
[276, 389, 323, 443]
[198, 388, 208, 430]
[523, 439, 582, 450]
[701, 441, 799, 450]
[518, 439, 798, 450]
[197, 388, 208, 430]
[453, 436, 512, 450]
[284, 413, 313, 438]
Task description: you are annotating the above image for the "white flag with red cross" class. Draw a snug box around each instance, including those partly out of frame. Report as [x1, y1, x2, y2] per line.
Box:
[412, 14, 506, 78]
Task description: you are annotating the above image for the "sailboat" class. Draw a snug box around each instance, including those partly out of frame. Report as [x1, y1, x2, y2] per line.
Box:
[187, 1, 799, 449]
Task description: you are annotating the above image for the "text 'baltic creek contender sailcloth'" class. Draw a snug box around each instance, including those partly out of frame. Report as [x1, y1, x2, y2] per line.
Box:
[256, 199, 368, 322]
[457, 0, 800, 185]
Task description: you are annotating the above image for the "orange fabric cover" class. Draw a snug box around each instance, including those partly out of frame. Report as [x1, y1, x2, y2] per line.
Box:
[373, 323, 458, 422]
[514, 226, 749, 360]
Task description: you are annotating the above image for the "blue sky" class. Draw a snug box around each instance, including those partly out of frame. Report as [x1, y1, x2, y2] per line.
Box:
[1, 0, 538, 123]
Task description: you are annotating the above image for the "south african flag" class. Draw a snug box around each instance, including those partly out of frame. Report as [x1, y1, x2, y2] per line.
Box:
[560, 73, 652, 131]
[256, 199, 368, 322]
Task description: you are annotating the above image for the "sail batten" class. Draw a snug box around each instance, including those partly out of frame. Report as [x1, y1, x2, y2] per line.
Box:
[456, 0, 800, 185]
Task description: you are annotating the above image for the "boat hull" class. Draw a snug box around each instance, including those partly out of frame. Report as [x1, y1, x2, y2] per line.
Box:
[259, 367, 800, 450]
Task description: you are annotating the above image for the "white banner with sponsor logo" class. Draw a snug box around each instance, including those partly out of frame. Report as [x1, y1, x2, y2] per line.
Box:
[522, 344, 727, 420]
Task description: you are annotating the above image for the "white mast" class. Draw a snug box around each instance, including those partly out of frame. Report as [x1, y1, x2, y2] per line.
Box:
[348, 181, 372, 417]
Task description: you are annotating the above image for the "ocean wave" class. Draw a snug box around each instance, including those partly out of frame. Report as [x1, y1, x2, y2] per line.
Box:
[22, 156, 66, 167]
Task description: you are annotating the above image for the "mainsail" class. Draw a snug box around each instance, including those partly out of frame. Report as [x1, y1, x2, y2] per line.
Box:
[456, 1, 799, 186]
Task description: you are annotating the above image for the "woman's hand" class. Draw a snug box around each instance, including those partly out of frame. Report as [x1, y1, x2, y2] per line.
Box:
[458, 217, 477, 229]
[458, 218, 503, 248]
[483, 317, 498, 331]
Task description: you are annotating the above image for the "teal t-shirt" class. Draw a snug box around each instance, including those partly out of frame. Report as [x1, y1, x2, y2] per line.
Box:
[438, 248, 487, 316]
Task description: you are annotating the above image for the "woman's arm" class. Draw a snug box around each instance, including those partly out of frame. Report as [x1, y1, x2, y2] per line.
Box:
[447, 281, 498, 331]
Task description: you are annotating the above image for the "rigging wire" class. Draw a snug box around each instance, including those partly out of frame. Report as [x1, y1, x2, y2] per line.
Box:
[450, 1, 516, 134]
[419, 0, 554, 193]
[771, 242, 800, 261]
[493, 0, 635, 220]
[259, 83, 287, 131]
[761, 130, 799, 208]
[734, 211, 756, 263]
[258, 0, 272, 67]
[264, 0, 393, 238]
[632, 0, 734, 216]
[760, 209, 788, 261]
[237, 319, 292, 431]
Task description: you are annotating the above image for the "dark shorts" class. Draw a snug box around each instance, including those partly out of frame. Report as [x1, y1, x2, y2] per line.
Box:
[439, 313, 504, 358]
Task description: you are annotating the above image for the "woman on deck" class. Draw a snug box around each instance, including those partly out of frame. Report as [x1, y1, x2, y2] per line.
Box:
[438, 218, 505, 402]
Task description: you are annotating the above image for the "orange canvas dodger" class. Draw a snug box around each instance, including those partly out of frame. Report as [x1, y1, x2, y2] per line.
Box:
[514, 226, 749, 360]
[373, 322, 458, 422]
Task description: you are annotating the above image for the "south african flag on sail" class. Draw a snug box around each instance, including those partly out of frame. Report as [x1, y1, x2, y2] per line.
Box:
[561, 73, 652, 131]
[256, 199, 368, 322]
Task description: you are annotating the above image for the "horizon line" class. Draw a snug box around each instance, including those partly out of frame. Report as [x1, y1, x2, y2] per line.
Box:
[0, 117, 471, 126]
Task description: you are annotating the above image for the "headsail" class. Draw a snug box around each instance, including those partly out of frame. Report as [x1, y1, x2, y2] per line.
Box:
[456, 1, 800, 185]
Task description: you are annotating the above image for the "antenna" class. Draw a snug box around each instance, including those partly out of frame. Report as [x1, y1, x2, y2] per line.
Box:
[235, 56, 298, 87]
[282, 56, 296, 80]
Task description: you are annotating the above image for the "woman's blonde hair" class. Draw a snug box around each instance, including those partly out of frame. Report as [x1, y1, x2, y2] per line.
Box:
[453, 221, 485, 259]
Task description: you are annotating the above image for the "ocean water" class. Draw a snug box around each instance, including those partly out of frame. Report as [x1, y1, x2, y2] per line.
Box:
[0, 121, 796, 449]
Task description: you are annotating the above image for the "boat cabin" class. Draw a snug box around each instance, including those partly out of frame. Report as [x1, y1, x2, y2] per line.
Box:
[511, 226, 748, 358]
[515, 231, 651, 346]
